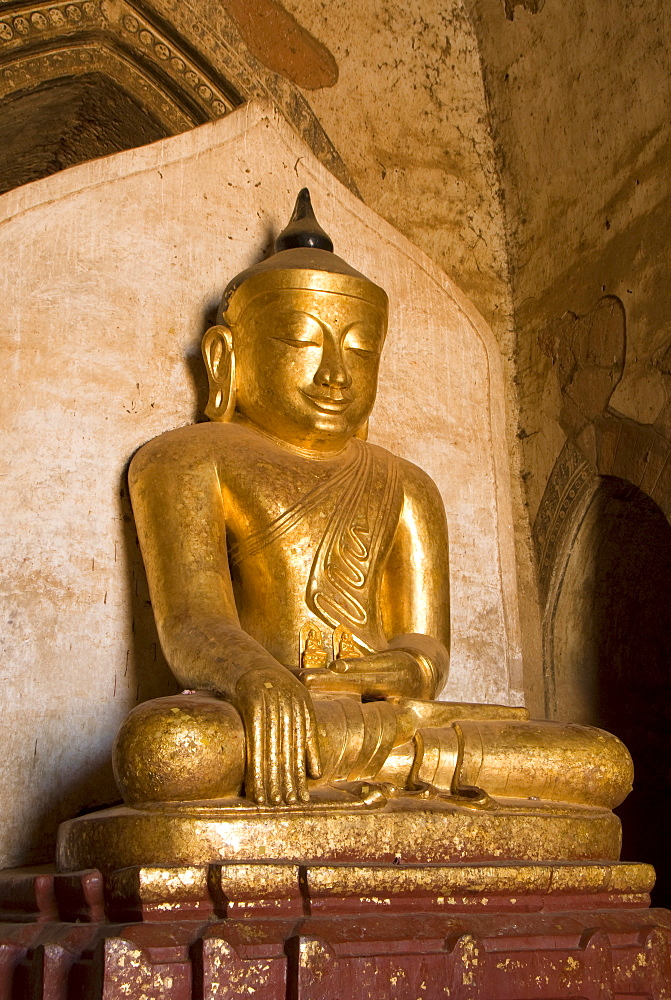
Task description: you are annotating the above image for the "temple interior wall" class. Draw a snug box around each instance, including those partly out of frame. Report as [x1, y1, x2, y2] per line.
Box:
[468, 0, 670, 902]
[464, 4, 671, 834]
[1, 0, 670, 885]
[273, 0, 671, 729]
[277, 0, 671, 722]
[468, 0, 671, 531]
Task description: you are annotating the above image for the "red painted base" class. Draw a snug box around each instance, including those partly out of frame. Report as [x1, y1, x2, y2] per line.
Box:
[0, 867, 669, 998]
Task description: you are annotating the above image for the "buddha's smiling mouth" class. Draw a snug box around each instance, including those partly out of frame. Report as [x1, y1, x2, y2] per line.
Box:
[300, 389, 353, 413]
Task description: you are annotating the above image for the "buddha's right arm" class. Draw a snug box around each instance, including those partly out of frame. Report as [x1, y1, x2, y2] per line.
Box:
[129, 431, 322, 805]
[128, 431, 280, 695]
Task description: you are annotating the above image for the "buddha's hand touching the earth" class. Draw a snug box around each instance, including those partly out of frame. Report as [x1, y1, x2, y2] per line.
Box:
[233, 665, 322, 806]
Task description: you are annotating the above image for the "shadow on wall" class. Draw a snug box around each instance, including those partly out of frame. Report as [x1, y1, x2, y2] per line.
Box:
[550, 476, 671, 908]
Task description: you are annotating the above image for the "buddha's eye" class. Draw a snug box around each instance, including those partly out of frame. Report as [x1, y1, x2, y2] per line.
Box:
[271, 313, 322, 348]
[274, 336, 321, 348]
[347, 346, 379, 358]
[344, 325, 381, 358]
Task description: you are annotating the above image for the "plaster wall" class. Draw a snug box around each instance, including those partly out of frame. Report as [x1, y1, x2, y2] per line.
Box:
[0, 101, 522, 867]
[468, 0, 671, 523]
[276, 0, 510, 345]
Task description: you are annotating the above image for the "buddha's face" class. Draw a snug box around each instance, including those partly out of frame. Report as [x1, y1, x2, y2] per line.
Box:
[230, 288, 386, 452]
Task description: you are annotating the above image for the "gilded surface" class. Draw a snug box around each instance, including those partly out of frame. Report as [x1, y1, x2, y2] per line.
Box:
[53, 860, 662, 911]
[59, 190, 635, 872]
[59, 798, 626, 873]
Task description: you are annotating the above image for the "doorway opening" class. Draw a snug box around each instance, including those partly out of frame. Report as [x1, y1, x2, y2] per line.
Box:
[550, 475, 671, 906]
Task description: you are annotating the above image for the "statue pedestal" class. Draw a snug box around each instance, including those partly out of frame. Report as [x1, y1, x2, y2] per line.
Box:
[56, 795, 624, 872]
[0, 860, 668, 998]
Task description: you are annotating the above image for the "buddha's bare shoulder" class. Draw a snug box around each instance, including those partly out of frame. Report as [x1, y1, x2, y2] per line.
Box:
[367, 440, 447, 520]
[129, 421, 259, 481]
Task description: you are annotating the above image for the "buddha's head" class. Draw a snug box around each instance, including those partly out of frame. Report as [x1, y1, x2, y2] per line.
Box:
[202, 190, 388, 453]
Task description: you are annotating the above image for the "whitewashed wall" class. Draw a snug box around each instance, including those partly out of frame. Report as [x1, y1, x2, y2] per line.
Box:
[0, 100, 523, 867]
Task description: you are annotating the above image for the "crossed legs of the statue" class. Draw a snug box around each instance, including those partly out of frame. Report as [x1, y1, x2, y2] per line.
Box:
[113, 691, 633, 812]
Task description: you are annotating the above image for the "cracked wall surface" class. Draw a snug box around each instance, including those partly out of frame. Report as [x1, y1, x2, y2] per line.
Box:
[468, 0, 670, 524]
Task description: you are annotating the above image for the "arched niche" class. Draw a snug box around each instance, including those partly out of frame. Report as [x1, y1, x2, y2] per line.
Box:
[0, 101, 522, 867]
[548, 475, 671, 906]
[0, 0, 354, 195]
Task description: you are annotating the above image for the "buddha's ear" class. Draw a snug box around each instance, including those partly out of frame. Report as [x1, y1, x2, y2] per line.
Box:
[202, 324, 236, 422]
[355, 421, 369, 441]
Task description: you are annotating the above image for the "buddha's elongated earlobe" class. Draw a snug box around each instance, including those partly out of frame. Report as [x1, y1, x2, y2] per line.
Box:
[355, 421, 369, 441]
[202, 324, 236, 422]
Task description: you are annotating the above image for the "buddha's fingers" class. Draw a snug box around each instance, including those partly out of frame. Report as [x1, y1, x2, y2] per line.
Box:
[266, 690, 282, 805]
[281, 699, 297, 804]
[292, 697, 310, 803]
[333, 653, 422, 698]
[302, 668, 368, 695]
[304, 701, 322, 780]
[247, 697, 267, 806]
[298, 667, 331, 684]
[332, 656, 366, 673]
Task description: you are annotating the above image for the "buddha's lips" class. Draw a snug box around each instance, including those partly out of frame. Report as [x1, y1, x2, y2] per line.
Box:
[300, 390, 352, 413]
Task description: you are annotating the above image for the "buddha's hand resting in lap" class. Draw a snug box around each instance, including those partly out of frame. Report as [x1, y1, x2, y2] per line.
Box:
[300, 649, 429, 700]
[233, 666, 322, 806]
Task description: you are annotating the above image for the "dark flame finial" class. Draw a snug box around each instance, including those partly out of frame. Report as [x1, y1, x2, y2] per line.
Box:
[274, 188, 334, 254]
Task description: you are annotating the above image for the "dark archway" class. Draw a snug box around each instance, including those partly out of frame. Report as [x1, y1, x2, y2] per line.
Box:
[0, 74, 170, 196]
[551, 475, 671, 906]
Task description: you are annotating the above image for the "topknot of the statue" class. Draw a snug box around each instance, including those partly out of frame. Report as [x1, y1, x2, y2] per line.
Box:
[219, 188, 388, 322]
[274, 188, 334, 254]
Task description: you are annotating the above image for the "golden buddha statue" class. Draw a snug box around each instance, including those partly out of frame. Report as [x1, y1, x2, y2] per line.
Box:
[57, 191, 633, 873]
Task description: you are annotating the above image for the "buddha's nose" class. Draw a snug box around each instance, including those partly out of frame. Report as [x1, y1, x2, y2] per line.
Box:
[314, 341, 352, 390]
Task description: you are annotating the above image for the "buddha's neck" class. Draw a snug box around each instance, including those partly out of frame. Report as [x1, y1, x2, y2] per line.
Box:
[230, 414, 355, 462]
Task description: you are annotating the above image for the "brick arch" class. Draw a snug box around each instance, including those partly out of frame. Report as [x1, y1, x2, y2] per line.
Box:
[534, 416, 671, 718]
[533, 440, 599, 717]
[535, 417, 671, 715]
[592, 416, 671, 523]
[0, 1, 240, 196]
[541, 472, 671, 906]
[534, 292, 671, 716]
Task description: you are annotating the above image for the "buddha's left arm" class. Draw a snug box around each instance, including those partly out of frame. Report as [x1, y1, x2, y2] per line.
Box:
[378, 463, 451, 697]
